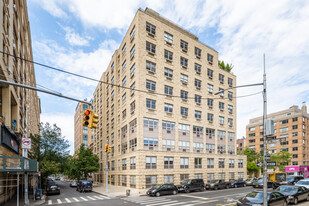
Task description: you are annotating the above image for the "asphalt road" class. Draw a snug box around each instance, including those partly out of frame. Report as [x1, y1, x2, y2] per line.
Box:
[43, 181, 309, 206]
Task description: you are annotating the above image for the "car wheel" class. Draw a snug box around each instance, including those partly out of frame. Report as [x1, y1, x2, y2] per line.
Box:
[283, 200, 287, 206]
[214, 186, 218, 190]
[156, 192, 160, 197]
[307, 195, 309, 201]
[200, 186, 204, 192]
[294, 197, 298, 205]
[172, 190, 177, 195]
[226, 185, 229, 189]
[235, 184, 238, 188]
[185, 187, 190, 193]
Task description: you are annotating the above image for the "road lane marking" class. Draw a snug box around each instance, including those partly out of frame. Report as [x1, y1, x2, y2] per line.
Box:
[146, 200, 178, 206]
[48, 200, 52, 205]
[180, 195, 209, 200]
[72, 197, 79, 202]
[93, 195, 104, 199]
[163, 202, 190, 206]
[65, 198, 71, 203]
[87, 196, 96, 200]
[100, 195, 110, 199]
[139, 199, 171, 204]
[80, 197, 88, 201]
[57, 199, 62, 204]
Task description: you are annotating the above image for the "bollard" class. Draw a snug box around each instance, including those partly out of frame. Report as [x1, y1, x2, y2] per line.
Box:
[126, 189, 130, 196]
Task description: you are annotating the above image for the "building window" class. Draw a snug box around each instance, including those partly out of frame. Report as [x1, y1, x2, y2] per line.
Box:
[180, 74, 188, 84]
[292, 139, 298, 144]
[180, 40, 188, 51]
[293, 147, 298, 151]
[130, 175, 136, 188]
[229, 172, 235, 181]
[144, 118, 158, 129]
[130, 45, 135, 58]
[164, 85, 173, 96]
[193, 142, 203, 152]
[194, 158, 202, 168]
[164, 49, 173, 61]
[146, 61, 156, 73]
[146, 99, 156, 110]
[280, 119, 289, 125]
[179, 141, 190, 152]
[130, 26, 135, 40]
[193, 126, 203, 137]
[195, 47, 201, 58]
[180, 157, 189, 169]
[180, 174, 189, 182]
[292, 132, 298, 137]
[122, 175, 127, 186]
[164, 157, 174, 169]
[146, 156, 157, 169]
[195, 173, 203, 179]
[228, 92, 233, 99]
[162, 139, 175, 151]
[195, 95, 201, 104]
[122, 93, 127, 103]
[143, 137, 158, 150]
[228, 105, 233, 113]
[207, 158, 214, 168]
[195, 63, 201, 74]
[83, 126, 88, 134]
[181, 107, 188, 117]
[146, 41, 156, 54]
[228, 118, 233, 127]
[164, 175, 174, 184]
[280, 127, 288, 132]
[219, 74, 224, 83]
[130, 82, 135, 95]
[228, 77, 233, 86]
[207, 113, 214, 122]
[207, 53, 213, 63]
[219, 102, 224, 110]
[146, 79, 156, 91]
[122, 159, 127, 170]
[145, 175, 157, 189]
[207, 69, 213, 79]
[130, 64, 135, 76]
[195, 110, 201, 119]
[122, 44, 126, 55]
[219, 116, 224, 124]
[293, 154, 298, 159]
[164, 32, 173, 44]
[292, 117, 298, 122]
[180, 57, 188, 67]
[130, 101, 135, 113]
[122, 76, 127, 86]
[164, 103, 173, 113]
[207, 173, 214, 182]
[195, 79, 201, 89]
[249, 127, 255, 131]
[162, 121, 175, 131]
[122, 109, 126, 119]
[238, 159, 243, 168]
[180, 90, 188, 100]
[229, 159, 235, 168]
[292, 125, 298, 130]
[207, 84, 213, 93]
[146, 22, 156, 35]
[219, 158, 225, 168]
[164, 67, 173, 78]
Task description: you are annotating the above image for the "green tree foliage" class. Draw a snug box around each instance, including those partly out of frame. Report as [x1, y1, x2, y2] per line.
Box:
[218, 60, 233, 72]
[270, 151, 292, 172]
[243, 148, 260, 174]
[66, 145, 99, 180]
[40, 158, 60, 178]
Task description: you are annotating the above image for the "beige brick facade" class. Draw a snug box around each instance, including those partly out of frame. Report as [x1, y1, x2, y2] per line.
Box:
[92, 8, 247, 190]
[246, 104, 309, 166]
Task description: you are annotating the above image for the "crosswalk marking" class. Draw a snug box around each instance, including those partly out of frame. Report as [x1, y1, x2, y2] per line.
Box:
[180, 195, 209, 200]
[164, 202, 190, 206]
[100, 195, 110, 199]
[87, 196, 95, 200]
[57, 199, 62, 204]
[146, 200, 178, 206]
[48, 200, 52, 205]
[72, 197, 79, 202]
[139, 199, 169, 204]
[65, 198, 71, 203]
[93, 195, 104, 200]
[80, 197, 88, 201]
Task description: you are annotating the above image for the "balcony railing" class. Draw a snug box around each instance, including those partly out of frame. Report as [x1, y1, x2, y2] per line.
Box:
[0, 156, 38, 172]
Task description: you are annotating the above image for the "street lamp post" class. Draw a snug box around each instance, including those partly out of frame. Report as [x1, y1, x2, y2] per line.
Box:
[214, 54, 268, 206]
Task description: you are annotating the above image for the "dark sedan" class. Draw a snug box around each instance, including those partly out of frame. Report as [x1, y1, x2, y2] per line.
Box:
[231, 180, 247, 188]
[46, 182, 60, 195]
[252, 178, 279, 189]
[236, 191, 287, 206]
[147, 184, 178, 197]
[275, 185, 309, 204]
[281, 176, 304, 185]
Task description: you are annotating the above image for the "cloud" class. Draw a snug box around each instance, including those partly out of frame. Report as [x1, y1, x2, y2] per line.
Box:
[63, 27, 91, 46]
[30, 0, 67, 18]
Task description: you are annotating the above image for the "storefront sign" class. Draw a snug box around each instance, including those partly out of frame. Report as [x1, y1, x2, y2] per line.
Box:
[300, 166, 309, 178]
[0, 125, 19, 154]
[285, 166, 300, 172]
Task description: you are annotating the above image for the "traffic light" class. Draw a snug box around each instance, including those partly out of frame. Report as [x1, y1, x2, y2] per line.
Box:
[83, 109, 91, 127]
[105, 144, 109, 153]
[90, 111, 99, 129]
[107, 145, 111, 153]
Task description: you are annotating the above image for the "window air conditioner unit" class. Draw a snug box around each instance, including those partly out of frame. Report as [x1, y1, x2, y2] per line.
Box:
[149, 146, 153, 150]
[183, 149, 186, 152]
[182, 132, 186, 135]
[196, 150, 200, 153]
[149, 128, 153, 131]
[167, 130, 171, 134]
[209, 150, 212, 153]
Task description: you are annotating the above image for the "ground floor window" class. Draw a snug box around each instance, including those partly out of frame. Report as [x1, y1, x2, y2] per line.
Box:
[180, 174, 189, 182]
[238, 172, 244, 180]
[146, 175, 157, 188]
[207, 173, 214, 183]
[194, 173, 202, 179]
[118, 175, 121, 186]
[229, 172, 235, 181]
[122, 175, 127, 186]
[111, 175, 115, 185]
[130, 175, 136, 188]
[218, 172, 225, 180]
[164, 175, 174, 184]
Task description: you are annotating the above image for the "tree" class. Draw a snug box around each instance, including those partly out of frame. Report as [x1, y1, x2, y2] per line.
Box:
[218, 60, 233, 72]
[270, 151, 292, 172]
[40, 158, 60, 178]
[243, 148, 260, 175]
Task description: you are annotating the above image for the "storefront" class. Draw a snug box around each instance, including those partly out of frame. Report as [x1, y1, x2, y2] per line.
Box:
[285, 166, 309, 177]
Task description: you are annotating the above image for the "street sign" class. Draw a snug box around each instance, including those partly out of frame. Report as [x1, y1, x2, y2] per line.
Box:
[265, 156, 271, 161]
[22, 138, 31, 149]
[104, 169, 110, 171]
[257, 162, 263, 167]
[257, 161, 277, 167]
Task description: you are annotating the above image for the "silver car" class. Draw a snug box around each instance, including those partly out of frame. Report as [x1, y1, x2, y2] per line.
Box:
[70, 181, 77, 187]
[295, 179, 309, 189]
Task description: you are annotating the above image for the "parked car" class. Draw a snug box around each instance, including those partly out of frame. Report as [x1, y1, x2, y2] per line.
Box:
[46, 181, 60, 195]
[76, 180, 93, 192]
[147, 184, 178, 197]
[231, 179, 247, 188]
[177, 179, 204, 193]
[275, 185, 309, 204]
[205, 179, 231, 190]
[281, 176, 304, 185]
[236, 191, 287, 206]
[252, 178, 280, 189]
[245, 178, 258, 186]
[295, 180, 309, 189]
[70, 180, 77, 187]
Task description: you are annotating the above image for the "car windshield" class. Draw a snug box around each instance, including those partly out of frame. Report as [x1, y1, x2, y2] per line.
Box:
[287, 177, 295, 182]
[297, 181, 309, 185]
[209, 180, 219, 183]
[181, 180, 190, 184]
[151, 185, 161, 189]
[257, 178, 263, 183]
[276, 186, 298, 193]
[246, 192, 270, 200]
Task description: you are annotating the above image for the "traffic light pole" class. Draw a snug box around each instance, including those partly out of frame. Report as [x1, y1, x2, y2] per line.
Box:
[106, 152, 108, 194]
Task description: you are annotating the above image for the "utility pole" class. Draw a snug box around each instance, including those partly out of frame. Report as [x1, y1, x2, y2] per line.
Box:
[106, 152, 108, 194]
[262, 54, 268, 206]
[23, 115, 29, 205]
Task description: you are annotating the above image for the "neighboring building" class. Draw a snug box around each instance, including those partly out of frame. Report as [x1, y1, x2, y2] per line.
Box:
[237, 137, 246, 151]
[246, 104, 309, 166]
[92, 8, 246, 190]
[0, 0, 40, 204]
[74, 102, 94, 152]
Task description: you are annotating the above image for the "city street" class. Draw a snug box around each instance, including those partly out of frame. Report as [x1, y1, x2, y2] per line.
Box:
[44, 181, 256, 206]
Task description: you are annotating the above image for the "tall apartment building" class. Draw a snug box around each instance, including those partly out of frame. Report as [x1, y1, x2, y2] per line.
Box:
[92, 8, 247, 190]
[0, 0, 40, 204]
[246, 104, 309, 166]
[237, 137, 246, 151]
[74, 102, 94, 152]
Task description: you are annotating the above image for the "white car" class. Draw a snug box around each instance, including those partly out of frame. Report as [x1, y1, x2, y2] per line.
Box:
[295, 179, 309, 189]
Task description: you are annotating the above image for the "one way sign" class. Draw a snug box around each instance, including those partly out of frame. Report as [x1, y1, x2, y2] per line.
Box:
[256, 162, 277, 167]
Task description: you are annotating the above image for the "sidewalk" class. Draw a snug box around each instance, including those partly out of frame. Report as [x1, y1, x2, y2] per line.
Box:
[4, 194, 46, 206]
[93, 183, 147, 197]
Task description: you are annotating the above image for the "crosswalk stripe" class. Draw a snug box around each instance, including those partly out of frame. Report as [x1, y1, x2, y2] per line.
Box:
[138, 199, 169, 203]
[87, 196, 96, 200]
[140, 199, 172, 204]
[100, 195, 110, 199]
[93, 195, 104, 200]
[57, 199, 62, 204]
[80, 197, 88, 201]
[73, 197, 79, 202]
[180, 194, 209, 200]
[163, 202, 189, 206]
[146, 200, 178, 206]
[48, 200, 52, 205]
[65, 198, 71, 203]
